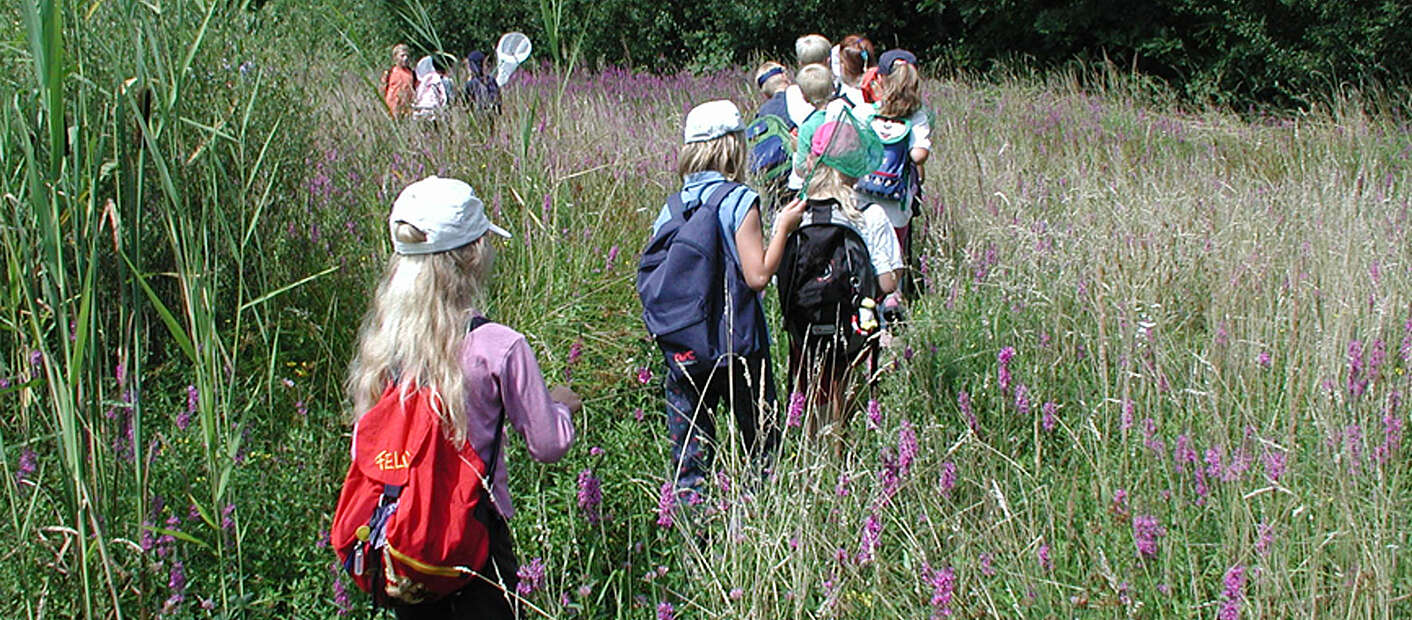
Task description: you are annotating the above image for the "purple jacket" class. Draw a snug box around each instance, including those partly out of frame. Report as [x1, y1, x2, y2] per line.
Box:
[459, 321, 574, 519]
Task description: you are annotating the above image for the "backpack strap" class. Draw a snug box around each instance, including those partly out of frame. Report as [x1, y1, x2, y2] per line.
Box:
[808, 200, 833, 224]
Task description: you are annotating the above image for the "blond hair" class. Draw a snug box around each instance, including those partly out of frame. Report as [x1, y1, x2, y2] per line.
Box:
[795, 34, 831, 67]
[804, 159, 864, 224]
[754, 61, 790, 96]
[346, 225, 494, 446]
[796, 64, 834, 108]
[877, 62, 922, 118]
[677, 131, 747, 180]
[391, 43, 411, 64]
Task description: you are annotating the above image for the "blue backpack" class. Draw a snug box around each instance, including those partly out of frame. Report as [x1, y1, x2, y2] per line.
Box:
[854, 115, 914, 202]
[747, 93, 797, 182]
[637, 182, 763, 378]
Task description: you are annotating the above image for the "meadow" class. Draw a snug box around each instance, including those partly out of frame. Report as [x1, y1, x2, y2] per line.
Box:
[2, 1, 1409, 617]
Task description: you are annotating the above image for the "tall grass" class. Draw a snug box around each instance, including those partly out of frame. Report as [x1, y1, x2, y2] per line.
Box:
[3, 2, 1409, 617]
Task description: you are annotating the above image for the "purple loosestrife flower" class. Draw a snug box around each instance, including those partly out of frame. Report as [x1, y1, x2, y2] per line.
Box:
[162, 561, 186, 615]
[656, 601, 675, 620]
[1255, 522, 1274, 556]
[605, 245, 619, 271]
[29, 350, 42, 367]
[958, 391, 977, 433]
[567, 340, 583, 366]
[1402, 319, 1412, 363]
[1256, 350, 1271, 369]
[1263, 449, 1286, 482]
[921, 563, 956, 617]
[835, 473, 851, 497]
[221, 504, 235, 532]
[897, 421, 917, 475]
[1013, 383, 1031, 415]
[1218, 564, 1246, 620]
[939, 462, 957, 498]
[577, 469, 602, 525]
[786, 392, 805, 428]
[516, 557, 546, 596]
[867, 398, 883, 430]
[1121, 399, 1134, 435]
[997, 347, 1015, 393]
[1037, 543, 1052, 571]
[15, 448, 36, 488]
[1041, 401, 1058, 431]
[637, 366, 653, 385]
[1132, 514, 1165, 559]
[1348, 339, 1368, 397]
[856, 511, 883, 564]
[1173, 435, 1197, 473]
[655, 482, 675, 528]
[1346, 425, 1365, 474]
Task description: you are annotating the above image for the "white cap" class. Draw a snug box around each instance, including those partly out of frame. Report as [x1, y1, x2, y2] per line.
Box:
[683, 100, 745, 144]
[388, 176, 510, 255]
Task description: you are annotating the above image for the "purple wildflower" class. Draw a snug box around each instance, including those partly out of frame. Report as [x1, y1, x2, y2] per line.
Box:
[1256, 350, 1271, 369]
[1263, 449, 1286, 482]
[221, 503, 235, 532]
[636, 366, 653, 385]
[939, 461, 957, 498]
[866, 398, 883, 430]
[655, 482, 675, 528]
[1121, 399, 1134, 434]
[897, 421, 917, 475]
[958, 391, 977, 432]
[997, 347, 1015, 393]
[1255, 522, 1274, 556]
[921, 563, 956, 617]
[1041, 401, 1058, 431]
[567, 340, 583, 366]
[729, 587, 743, 600]
[857, 511, 883, 564]
[786, 392, 805, 428]
[1037, 543, 1052, 571]
[161, 561, 186, 615]
[1348, 339, 1368, 397]
[1173, 435, 1197, 473]
[1132, 514, 1165, 558]
[14, 448, 36, 488]
[633, 407, 645, 422]
[1218, 564, 1245, 620]
[295, 400, 308, 417]
[979, 552, 995, 576]
[29, 350, 42, 367]
[1013, 383, 1031, 414]
[516, 557, 546, 596]
[656, 601, 675, 620]
[577, 469, 602, 524]
[605, 245, 620, 271]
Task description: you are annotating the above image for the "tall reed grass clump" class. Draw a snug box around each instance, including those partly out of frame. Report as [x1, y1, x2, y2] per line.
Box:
[3, 2, 1409, 616]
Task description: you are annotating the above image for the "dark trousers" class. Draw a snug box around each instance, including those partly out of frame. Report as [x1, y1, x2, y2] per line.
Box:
[664, 350, 778, 492]
[393, 503, 520, 620]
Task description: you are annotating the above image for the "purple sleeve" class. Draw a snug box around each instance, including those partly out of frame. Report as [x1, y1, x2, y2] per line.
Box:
[500, 337, 574, 462]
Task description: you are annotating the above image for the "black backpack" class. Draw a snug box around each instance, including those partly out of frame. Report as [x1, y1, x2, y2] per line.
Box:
[637, 182, 764, 379]
[777, 201, 882, 363]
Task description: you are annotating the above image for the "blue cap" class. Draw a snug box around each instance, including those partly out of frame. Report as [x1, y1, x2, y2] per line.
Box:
[877, 49, 917, 76]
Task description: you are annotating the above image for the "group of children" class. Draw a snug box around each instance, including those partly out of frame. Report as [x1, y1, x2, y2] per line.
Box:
[381, 43, 503, 120]
[336, 32, 932, 617]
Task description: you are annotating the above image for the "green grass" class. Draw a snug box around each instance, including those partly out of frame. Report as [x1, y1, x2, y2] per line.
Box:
[1, 1, 1409, 617]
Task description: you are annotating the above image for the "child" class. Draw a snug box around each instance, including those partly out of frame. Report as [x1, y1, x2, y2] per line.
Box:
[788, 63, 850, 195]
[346, 175, 580, 618]
[784, 119, 902, 445]
[747, 61, 797, 202]
[785, 34, 832, 128]
[411, 56, 446, 120]
[835, 34, 877, 108]
[648, 100, 806, 497]
[857, 49, 932, 302]
[381, 44, 416, 118]
[463, 51, 502, 114]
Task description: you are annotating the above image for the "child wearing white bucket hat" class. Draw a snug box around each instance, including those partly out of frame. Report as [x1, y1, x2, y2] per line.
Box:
[346, 175, 580, 617]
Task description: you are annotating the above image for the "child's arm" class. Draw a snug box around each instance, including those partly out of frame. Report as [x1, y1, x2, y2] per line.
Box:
[501, 337, 576, 463]
[736, 198, 807, 291]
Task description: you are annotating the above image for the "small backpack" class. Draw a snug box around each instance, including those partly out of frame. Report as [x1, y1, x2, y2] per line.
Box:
[747, 93, 797, 183]
[637, 182, 763, 379]
[854, 115, 914, 202]
[777, 202, 883, 364]
[331, 318, 504, 606]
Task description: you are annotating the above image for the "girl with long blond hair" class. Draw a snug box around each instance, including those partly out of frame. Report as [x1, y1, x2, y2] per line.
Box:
[347, 175, 580, 618]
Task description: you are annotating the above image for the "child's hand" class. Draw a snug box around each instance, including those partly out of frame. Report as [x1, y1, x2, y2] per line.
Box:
[775, 198, 807, 233]
[550, 385, 583, 414]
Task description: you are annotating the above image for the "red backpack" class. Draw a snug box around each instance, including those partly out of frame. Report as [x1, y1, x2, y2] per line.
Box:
[331, 319, 503, 606]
